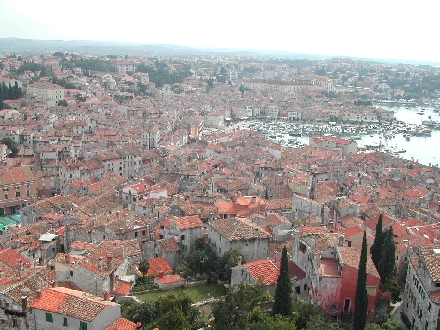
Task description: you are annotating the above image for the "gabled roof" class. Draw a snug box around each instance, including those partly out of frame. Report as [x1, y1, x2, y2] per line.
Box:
[146, 257, 173, 276]
[0, 247, 32, 269]
[31, 287, 118, 322]
[106, 318, 140, 330]
[208, 218, 271, 241]
[155, 274, 185, 285]
[337, 246, 379, 278]
[169, 215, 203, 230]
[239, 259, 280, 285]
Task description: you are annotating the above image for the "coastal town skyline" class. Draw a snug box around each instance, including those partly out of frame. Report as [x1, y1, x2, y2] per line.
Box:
[1, 0, 439, 64]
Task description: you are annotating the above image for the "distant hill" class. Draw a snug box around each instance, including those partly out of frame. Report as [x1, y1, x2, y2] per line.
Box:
[0, 38, 328, 59]
[0, 38, 438, 66]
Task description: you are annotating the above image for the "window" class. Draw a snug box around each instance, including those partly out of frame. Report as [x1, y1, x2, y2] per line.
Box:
[70, 270, 73, 277]
[181, 235, 185, 241]
[299, 242, 306, 253]
[79, 321, 87, 330]
[16, 191, 20, 198]
[46, 313, 53, 322]
[27, 190, 30, 196]
[4, 193, 8, 200]
[63, 317, 68, 327]
[15, 186, 19, 190]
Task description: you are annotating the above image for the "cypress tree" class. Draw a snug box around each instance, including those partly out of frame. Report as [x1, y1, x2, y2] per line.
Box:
[273, 245, 293, 317]
[353, 231, 368, 330]
[370, 214, 383, 269]
[378, 227, 396, 284]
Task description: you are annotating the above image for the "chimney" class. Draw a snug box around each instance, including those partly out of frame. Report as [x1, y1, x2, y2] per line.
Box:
[103, 290, 110, 301]
[125, 213, 129, 221]
[107, 255, 114, 270]
[117, 211, 120, 219]
[93, 214, 98, 226]
[338, 234, 345, 246]
[21, 296, 28, 311]
[238, 255, 242, 269]
[18, 260, 23, 275]
[98, 257, 103, 269]
[51, 281, 56, 288]
[36, 291, 42, 299]
[65, 254, 70, 264]
[120, 246, 125, 258]
[251, 196, 256, 203]
[159, 272, 164, 278]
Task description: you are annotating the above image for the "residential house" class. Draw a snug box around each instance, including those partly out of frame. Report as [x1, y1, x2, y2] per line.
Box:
[53, 239, 141, 297]
[309, 136, 358, 156]
[207, 217, 271, 261]
[0, 167, 38, 216]
[160, 215, 203, 257]
[291, 229, 380, 319]
[31, 287, 120, 330]
[230, 258, 280, 295]
[402, 244, 440, 330]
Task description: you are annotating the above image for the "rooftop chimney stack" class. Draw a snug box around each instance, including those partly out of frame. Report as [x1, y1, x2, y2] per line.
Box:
[238, 256, 242, 269]
[21, 296, 28, 312]
[107, 255, 114, 270]
[103, 290, 110, 301]
[98, 257, 103, 269]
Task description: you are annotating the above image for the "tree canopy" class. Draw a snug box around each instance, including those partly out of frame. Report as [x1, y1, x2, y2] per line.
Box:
[273, 245, 293, 317]
[353, 231, 368, 330]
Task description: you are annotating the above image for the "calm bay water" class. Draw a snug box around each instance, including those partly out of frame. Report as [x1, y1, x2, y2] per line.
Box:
[358, 106, 440, 166]
[249, 105, 440, 167]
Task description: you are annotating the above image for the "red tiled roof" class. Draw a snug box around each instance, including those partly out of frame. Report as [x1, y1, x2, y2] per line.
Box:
[146, 257, 173, 276]
[112, 280, 133, 296]
[241, 259, 280, 285]
[342, 225, 364, 238]
[156, 274, 185, 284]
[159, 238, 180, 252]
[0, 248, 32, 269]
[31, 287, 118, 322]
[265, 213, 290, 227]
[106, 318, 140, 330]
[216, 201, 237, 214]
[338, 246, 379, 278]
[171, 215, 203, 230]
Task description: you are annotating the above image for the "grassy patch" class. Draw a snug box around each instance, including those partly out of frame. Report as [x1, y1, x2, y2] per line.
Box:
[136, 283, 227, 303]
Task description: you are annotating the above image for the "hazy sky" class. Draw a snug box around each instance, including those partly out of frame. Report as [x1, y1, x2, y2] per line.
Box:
[1, 0, 439, 63]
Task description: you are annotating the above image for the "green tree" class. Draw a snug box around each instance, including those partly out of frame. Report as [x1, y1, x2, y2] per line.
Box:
[156, 293, 200, 330]
[138, 259, 150, 277]
[121, 301, 158, 326]
[212, 283, 271, 330]
[304, 314, 343, 329]
[1, 137, 18, 157]
[370, 214, 384, 269]
[58, 100, 68, 107]
[246, 307, 297, 330]
[378, 228, 396, 284]
[353, 231, 368, 330]
[273, 245, 292, 317]
[291, 298, 322, 329]
[216, 250, 247, 281]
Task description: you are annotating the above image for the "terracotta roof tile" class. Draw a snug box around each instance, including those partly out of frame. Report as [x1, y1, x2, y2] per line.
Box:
[31, 287, 118, 322]
[106, 318, 140, 330]
[337, 246, 379, 278]
[146, 257, 173, 276]
[155, 274, 185, 284]
[239, 259, 280, 285]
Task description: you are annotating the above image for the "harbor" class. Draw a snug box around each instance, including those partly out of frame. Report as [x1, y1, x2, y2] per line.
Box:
[244, 105, 440, 167]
